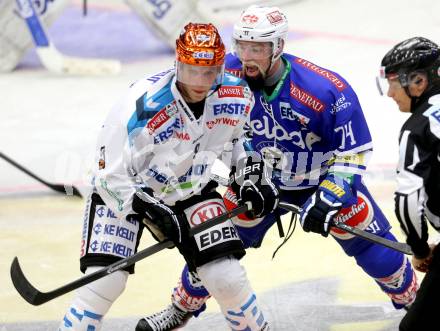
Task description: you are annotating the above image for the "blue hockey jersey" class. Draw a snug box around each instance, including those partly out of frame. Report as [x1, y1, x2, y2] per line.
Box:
[225, 53, 373, 190]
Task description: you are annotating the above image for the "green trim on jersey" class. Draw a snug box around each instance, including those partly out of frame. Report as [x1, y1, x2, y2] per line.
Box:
[263, 57, 291, 102]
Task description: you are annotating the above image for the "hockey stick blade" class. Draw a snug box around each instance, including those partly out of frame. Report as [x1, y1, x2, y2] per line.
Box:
[279, 201, 413, 255]
[0, 152, 82, 198]
[36, 46, 121, 75]
[10, 257, 42, 305]
[17, 0, 121, 75]
[11, 240, 174, 305]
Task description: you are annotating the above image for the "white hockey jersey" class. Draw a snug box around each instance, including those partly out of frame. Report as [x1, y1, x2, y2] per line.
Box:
[93, 68, 254, 219]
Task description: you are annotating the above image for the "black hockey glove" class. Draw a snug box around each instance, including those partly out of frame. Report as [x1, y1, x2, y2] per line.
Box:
[132, 188, 186, 244]
[300, 174, 355, 237]
[230, 154, 279, 218]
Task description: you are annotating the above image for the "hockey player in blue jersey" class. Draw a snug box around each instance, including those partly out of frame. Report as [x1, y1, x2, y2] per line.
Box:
[136, 6, 419, 331]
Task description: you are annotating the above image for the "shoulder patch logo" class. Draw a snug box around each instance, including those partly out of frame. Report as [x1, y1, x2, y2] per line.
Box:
[146, 101, 178, 133]
[295, 58, 347, 92]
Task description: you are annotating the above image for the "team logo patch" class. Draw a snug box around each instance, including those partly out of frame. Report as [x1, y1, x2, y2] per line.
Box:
[279, 101, 310, 125]
[266, 10, 284, 25]
[87, 205, 139, 259]
[165, 101, 178, 116]
[147, 102, 177, 134]
[147, 101, 177, 135]
[196, 34, 211, 42]
[331, 93, 352, 114]
[330, 192, 373, 240]
[217, 86, 244, 98]
[184, 198, 226, 227]
[193, 51, 214, 60]
[195, 222, 240, 251]
[185, 198, 240, 251]
[290, 82, 325, 112]
[213, 103, 246, 116]
[147, 109, 170, 134]
[242, 14, 258, 24]
[295, 58, 347, 92]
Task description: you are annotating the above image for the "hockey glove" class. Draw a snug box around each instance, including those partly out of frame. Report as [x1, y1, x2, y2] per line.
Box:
[300, 174, 355, 237]
[132, 188, 186, 244]
[230, 154, 279, 218]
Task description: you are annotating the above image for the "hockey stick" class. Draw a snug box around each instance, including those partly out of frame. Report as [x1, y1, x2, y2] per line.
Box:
[10, 203, 248, 305]
[279, 202, 413, 255]
[189, 198, 413, 255]
[15, 0, 121, 75]
[0, 151, 82, 197]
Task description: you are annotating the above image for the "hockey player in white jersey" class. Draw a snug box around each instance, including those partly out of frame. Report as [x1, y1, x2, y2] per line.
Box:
[58, 22, 278, 331]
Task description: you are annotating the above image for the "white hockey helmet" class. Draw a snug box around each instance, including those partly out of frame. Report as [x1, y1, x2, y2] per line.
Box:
[232, 5, 288, 63]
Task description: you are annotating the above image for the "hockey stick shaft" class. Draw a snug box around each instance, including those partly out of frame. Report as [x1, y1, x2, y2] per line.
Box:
[0, 152, 82, 197]
[278, 202, 413, 255]
[331, 218, 413, 255]
[16, 0, 49, 47]
[10, 204, 248, 305]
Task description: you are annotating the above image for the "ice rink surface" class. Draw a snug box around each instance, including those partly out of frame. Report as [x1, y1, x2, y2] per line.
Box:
[1, 0, 440, 330]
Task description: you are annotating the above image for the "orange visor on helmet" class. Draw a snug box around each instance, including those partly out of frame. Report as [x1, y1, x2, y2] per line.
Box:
[176, 62, 224, 87]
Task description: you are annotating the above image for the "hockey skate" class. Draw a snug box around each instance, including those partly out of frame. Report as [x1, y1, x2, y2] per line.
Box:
[136, 304, 193, 331]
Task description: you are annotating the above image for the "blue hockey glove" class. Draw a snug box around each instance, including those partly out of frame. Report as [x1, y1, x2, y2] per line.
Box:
[230, 154, 279, 218]
[300, 174, 355, 237]
[132, 188, 186, 244]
